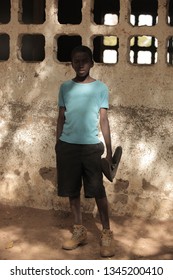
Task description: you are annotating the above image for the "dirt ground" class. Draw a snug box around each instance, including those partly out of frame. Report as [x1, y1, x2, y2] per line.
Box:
[0, 204, 173, 260]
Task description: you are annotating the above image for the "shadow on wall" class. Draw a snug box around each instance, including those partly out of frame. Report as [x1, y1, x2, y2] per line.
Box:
[109, 105, 173, 183]
[0, 0, 74, 207]
[0, 56, 58, 208]
[107, 105, 173, 218]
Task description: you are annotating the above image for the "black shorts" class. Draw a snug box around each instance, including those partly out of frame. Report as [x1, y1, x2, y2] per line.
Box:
[55, 140, 106, 198]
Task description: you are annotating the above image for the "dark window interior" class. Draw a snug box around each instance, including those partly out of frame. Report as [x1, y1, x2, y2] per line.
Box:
[131, 0, 158, 26]
[0, 0, 11, 24]
[168, 0, 173, 26]
[93, 0, 120, 25]
[58, 0, 82, 24]
[57, 35, 82, 62]
[21, 34, 45, 61]
[21, 0, 45, 24]
[0, 34, 9, 60]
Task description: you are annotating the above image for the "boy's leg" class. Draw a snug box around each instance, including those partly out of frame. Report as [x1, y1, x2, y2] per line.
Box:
[95, 195, 115, 258]
[69, 196, 82, 225]
[95, 196, 110, 229]
[82, 143, 115, 257]
[56, 142, 87, 250]
[62, 196, 87, 250]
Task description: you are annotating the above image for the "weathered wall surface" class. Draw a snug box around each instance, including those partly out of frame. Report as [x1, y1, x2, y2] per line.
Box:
[0, 0, 173, 219]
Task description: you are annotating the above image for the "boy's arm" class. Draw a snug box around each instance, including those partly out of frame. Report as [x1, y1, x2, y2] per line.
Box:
[56, 106, 65, 142]
[100, 108, 112, 162]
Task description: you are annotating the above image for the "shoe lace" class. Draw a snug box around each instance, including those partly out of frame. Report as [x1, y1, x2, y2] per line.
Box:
[72, 226, 84, 240]
[101, 230, 113, 246]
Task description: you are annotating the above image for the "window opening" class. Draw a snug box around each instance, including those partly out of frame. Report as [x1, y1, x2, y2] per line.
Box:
[167, 37, 173, 65]
[129, 36, 158, 64]
[20, 0, 45, 24]
[93, 36, 119, 63]
[21, 34, 45, 62]
[168, 0, 173, 26]
[93, 0, 120, 25]
[0, 34, 9, 60]
[58, 0, 82, 24]
[0, 0, 11, 24]
[57, 35, 82, 62]
[130, 0, 158, 26]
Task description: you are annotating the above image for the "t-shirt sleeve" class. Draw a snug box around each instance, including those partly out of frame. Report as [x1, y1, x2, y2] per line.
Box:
[100, 84, 109, 109]
[58, 84, 65, 107]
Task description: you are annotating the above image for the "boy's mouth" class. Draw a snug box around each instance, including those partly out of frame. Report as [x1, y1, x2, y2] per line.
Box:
[78, 69, 85, 73]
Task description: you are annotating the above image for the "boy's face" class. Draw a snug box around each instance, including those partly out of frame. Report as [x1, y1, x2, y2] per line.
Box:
[71, 52, 94, 78]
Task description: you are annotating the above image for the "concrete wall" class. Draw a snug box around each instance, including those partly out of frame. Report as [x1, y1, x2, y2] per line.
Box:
[0, 0, 173, 219]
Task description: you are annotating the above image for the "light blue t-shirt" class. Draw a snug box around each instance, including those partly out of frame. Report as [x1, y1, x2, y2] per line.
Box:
[58, 80, 109, 144]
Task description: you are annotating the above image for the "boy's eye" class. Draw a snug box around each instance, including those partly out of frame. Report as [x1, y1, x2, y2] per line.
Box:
[74, 59, 89, 64]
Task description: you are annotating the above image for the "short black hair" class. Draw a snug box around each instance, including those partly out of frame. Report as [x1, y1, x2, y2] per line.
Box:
[71, 45, 93, 61]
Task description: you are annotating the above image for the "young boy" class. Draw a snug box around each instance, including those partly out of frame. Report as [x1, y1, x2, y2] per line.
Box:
[55, 45, 114, 257]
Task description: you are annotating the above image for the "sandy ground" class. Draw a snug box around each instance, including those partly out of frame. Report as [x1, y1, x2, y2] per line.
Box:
[0, 204, 173, 260]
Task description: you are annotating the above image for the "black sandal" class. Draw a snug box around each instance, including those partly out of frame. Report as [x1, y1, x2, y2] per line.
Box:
[101, 146, 122, 182]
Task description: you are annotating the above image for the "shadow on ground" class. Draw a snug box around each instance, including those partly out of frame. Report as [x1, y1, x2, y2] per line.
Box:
[0, 204, 173, 260]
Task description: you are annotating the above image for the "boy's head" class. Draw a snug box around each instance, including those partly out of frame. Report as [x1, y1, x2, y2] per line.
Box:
[71, 45, 94, 80]
[71, 45, 93, 62]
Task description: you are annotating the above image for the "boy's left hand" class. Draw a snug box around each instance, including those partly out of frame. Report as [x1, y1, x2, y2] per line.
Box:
[106, 153, 113, 164]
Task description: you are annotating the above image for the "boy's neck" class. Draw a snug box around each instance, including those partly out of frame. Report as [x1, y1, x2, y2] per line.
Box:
[73, 75, 96, 84]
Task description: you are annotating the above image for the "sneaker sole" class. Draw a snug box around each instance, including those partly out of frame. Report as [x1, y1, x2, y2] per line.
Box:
[62, 239, 88, 250]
